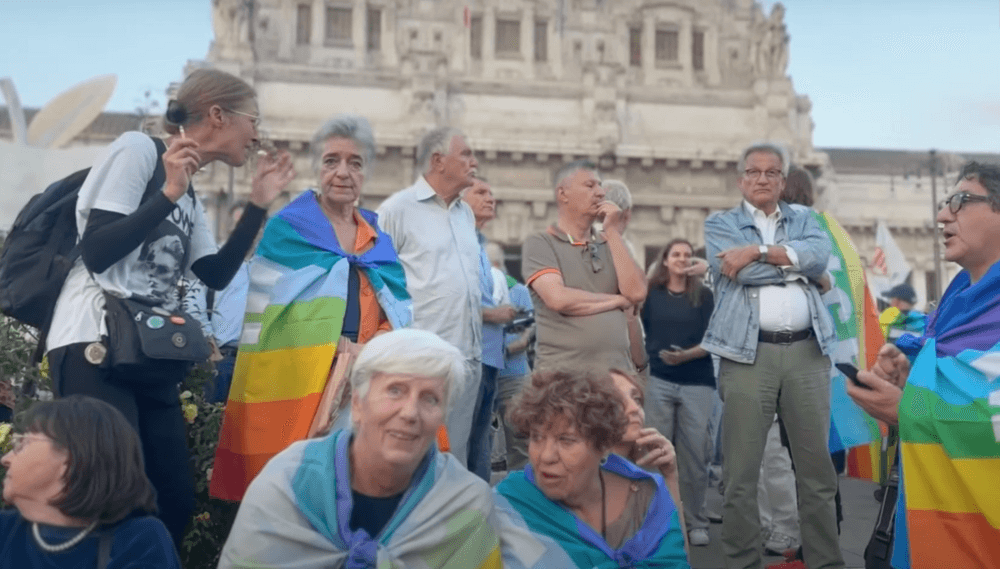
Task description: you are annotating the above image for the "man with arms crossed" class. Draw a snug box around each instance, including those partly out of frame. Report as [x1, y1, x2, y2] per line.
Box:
[702, 143, 843, 569]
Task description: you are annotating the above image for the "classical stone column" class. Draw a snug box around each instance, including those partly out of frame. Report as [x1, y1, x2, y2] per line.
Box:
[353, 0, 365, 64]
[522, 5, 534, 80]
[310, 0, 324, 51]
[679, 16, 693, 87]
[642, 16, 655, 84]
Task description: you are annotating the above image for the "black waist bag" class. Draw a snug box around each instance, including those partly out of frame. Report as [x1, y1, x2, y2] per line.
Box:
[103, 293, 211, 381]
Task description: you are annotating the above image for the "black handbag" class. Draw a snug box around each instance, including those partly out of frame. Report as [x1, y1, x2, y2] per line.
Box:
[103, 292, 211, 374]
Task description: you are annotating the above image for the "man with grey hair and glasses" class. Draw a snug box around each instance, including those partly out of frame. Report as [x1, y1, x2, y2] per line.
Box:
[521, 160, 647, 372]
[702, 143, 843, 569]
[377, 127, 482, 467]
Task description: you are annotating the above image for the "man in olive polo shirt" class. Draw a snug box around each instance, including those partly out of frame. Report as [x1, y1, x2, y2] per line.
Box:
[522, 160, 648, 371]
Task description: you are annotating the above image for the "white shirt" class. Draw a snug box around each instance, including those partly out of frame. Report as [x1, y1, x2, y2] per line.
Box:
[743, 201, 812, 333]
[47, 132, 218, 351]
[376, 176, 483, 360]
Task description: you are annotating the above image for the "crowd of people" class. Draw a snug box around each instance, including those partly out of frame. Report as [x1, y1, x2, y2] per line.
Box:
[2, 67, 998, 569]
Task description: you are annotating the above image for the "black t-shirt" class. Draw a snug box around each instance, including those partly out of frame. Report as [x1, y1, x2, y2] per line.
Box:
[641, 286, 716, 387]
[349, 490, 404, 538]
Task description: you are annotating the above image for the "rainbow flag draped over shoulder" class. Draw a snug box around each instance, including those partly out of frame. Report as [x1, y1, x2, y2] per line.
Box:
[220, 431, 501, 568]
[210, 192, 411, 501]
[494, 455, 689, 568]
[888, 262, 1000, 568]
[810, 210, 882, 455]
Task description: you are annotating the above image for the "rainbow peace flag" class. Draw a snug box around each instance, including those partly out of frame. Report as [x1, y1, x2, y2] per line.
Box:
[890, 263, 1000, 568]
[210, 192, 411, 501]
[811, 210, 883, 456]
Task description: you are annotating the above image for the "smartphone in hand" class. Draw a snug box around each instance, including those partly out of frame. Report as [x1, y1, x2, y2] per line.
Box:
[835, 363, 872, 390]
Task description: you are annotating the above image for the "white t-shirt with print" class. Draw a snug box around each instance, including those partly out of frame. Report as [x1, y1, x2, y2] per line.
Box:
[46, 131, 218, 352]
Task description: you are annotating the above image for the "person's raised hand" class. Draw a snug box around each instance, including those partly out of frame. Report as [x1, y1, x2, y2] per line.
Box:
[871, 343, 910, 389]
[249, 149, 296, 208]
[162, 137, 202, 202]
[596, 201, 626, 235]
[633, 427, 678, 480]
[684, 258, 709, 277]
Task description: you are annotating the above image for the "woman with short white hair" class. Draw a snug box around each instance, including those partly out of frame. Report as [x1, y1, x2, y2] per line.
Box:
[219, 329, 502, 569]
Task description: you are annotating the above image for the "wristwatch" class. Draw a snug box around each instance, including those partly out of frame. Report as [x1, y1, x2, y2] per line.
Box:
[758, 245, 768, 263]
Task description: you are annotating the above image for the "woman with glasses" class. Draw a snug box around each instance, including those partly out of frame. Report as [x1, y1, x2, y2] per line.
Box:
[210, 113, 412, 503]
[0, 396, 181, 568]
[44, 68, 296, 548]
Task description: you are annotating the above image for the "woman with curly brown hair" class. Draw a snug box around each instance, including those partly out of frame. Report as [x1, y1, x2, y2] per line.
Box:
[494, 369, 690, 569]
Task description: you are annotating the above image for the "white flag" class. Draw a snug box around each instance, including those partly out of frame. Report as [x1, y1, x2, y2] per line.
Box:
[868, 220, 911, 300]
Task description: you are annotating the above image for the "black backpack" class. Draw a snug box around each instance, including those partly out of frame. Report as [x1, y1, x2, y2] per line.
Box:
[0, 136, 168, 337]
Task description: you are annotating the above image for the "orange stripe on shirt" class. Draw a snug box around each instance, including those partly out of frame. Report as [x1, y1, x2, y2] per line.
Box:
[527, 267, 562, 287]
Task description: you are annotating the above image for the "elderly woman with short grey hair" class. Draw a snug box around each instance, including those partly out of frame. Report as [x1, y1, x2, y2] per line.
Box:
[210, 113, 413, 502]
[219, 329, 503, 569]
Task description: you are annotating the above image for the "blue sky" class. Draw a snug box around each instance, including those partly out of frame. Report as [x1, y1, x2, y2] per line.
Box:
[2, 0, 998, 153]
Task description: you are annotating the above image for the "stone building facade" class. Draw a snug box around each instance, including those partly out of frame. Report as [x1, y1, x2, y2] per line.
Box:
[6, 1, 986, 312]
[819, 149, 988, 309]
[193, 0, 823, 275]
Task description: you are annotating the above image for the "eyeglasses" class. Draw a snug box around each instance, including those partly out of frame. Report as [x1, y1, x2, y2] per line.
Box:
[585, 243, 603, 273]
[938, 192, 992, 214]
[744, 169, 783, 181]
[224, 108, 260, 128]
[8, 433, 49, 455]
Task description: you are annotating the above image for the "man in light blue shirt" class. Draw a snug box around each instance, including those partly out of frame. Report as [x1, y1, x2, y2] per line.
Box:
[377, 127, 483, 466]
[462, 177, 516, 480]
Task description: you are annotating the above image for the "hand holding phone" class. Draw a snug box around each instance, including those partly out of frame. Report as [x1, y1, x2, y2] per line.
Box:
[835, 363, 872, 390]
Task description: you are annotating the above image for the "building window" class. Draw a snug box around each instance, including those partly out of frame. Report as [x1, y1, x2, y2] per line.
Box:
[655, 28, 679, 63]
[470, 15, 483, 59]
[367, 7, 381, 51]
[629, 26, 642, 67]
[296, 4, 311, 45]
[692, 30, 704, 71]
[534, 20, 547, 62]
[325, 5, 352, 47]
[496, 19, 520, 56]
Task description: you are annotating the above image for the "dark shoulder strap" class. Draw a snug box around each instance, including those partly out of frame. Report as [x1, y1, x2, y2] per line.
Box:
[139, 136, 170, 204]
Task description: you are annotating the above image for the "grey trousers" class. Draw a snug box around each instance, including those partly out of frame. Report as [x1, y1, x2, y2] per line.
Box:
[718, 338, 843, 569]
[759, 418, 801, 542]
[644, 378, 715, 532]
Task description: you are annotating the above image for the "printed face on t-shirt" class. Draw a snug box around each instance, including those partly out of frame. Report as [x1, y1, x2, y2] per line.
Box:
[136, 233, 185, 310]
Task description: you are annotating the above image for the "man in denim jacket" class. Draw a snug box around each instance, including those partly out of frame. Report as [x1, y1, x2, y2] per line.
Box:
[703, 143, 843, 569]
